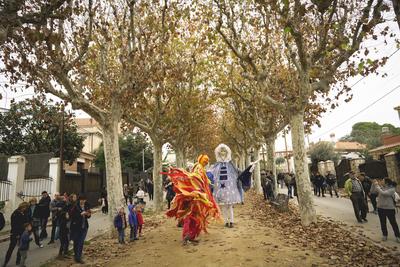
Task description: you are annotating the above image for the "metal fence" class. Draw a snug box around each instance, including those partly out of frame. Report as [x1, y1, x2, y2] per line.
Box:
[0, 155, 8, 181]
[359, 160, 388, 179]
[23, 177, 53, 198]
[0, 180, 11, 201]
[24, 153, 54, 179]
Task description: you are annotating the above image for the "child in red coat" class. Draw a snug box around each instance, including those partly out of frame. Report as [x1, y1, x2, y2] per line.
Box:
[136, 204, 144, 237]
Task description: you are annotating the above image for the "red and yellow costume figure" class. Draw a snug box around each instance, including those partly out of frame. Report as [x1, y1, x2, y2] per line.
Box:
[166, 154, 220, 243]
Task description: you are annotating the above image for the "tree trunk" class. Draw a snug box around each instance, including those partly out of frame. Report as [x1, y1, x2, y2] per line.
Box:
[266, 137, 278, 196]
[393, 0, 400, 31]
[253, 146, 262, 194]
[290, 110, 317, 226]
[245, 149, 251, 167]
[102, 116, 124, 222]
[175, 147, 185, 168]
[239, 151, 246, 170]
[151, 138, 163, 212]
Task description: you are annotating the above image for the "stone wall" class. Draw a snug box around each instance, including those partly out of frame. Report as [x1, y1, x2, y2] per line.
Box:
[350, 158, 365, 173]
[384, 152, 400, 187]
[317, 160, 336, 176]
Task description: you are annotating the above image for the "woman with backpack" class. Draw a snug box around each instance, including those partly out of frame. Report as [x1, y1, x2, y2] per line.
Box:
[372, 178, 400, 243]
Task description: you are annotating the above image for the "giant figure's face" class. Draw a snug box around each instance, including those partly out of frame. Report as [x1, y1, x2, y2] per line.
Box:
[219, 147, 228, 160]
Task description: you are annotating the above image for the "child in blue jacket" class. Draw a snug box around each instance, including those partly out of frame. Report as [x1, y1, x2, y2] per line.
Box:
[114, 207, 127, 244]
[128, 204, 139, 242]
[18, 223, 33, 267]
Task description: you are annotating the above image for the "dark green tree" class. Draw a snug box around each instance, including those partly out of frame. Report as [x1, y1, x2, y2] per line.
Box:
[309, 141, 339, 164]
[95, 132, 153, 174]
[340, 122, 400, 149]
[0, 96, 84, 164]
[275, 157, 286, 165]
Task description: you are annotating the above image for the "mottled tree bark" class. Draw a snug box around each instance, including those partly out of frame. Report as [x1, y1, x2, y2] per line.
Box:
[253, 146, 262, 194]
[266, 137, 277, 196]
[239, 151, 246, 170]
[392, 0, 400, 31]
[175, 147, 186, 168]
[290, 111, 317, 226]
[151, 138, 164, 211]
[101, 115, 124, 222]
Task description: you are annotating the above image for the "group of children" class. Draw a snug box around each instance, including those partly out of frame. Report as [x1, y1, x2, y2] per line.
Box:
[113, 203, 144, 244]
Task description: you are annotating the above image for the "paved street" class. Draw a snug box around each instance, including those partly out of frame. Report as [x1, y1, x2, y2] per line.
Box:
[279, 187, 400, 248]
[312, 194, 400, 248]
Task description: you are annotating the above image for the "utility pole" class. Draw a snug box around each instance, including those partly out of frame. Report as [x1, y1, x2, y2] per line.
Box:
[59, 104, 65, 191]
[283, 130, 290, 173]
[262, 144, 267, 170]
[142, 148, 145, 172]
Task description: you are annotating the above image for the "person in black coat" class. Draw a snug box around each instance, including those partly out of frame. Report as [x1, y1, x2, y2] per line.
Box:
[315, 172, 326, 197]
[359, 173, 372, 212]
[165, 178, 175, 210]
[0, 211, 5, 232]
[69, 195, 91, 264]
[2, 202, 29, 267]
[57, 196, 70, 258]
[38, 191, 51, 239]
[145, 178, 154, 201]
[27, 198, 44, 248]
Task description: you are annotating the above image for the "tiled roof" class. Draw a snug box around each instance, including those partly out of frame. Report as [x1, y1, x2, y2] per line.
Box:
[369, 142, 400, 153]
[335, 141, 366, 151]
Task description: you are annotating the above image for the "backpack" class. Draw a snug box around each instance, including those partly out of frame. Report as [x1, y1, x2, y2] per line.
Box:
[394, 192, 400, 204]
[393, 192, 400, 212]
[0, 212, 5, 231]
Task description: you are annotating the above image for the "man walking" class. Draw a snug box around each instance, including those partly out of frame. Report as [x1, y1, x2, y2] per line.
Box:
[345, 171, 368, 223]
[315, 172, 326, 197]
[70, 195, 91, 264]
[145, 178, 154, 201]
[48, 192, 62, 244]
[2, 202, 29, 267]
[326, 171, 339, 198]
[38, 191, 51, 239]
[359, 172, 372, 212]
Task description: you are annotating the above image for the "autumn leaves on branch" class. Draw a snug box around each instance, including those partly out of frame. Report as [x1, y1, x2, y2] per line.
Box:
[0, 0, 398, 225]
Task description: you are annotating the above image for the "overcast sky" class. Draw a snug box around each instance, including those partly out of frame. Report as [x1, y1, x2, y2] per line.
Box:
[1, 21, 399, 153]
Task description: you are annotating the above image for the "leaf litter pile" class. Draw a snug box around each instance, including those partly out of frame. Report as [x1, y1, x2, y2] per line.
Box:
[49, 213, 165, 267]
[247, 192, 400, 267]
[48, 192, 400, 267]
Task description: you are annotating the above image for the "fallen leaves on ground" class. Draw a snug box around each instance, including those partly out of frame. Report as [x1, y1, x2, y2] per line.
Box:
[246, 191, 400, 267]
[49, 213, 165, 267]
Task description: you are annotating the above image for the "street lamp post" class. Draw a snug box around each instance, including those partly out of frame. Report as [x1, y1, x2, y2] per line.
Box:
[142, 149, 145, 172]
[394, 106, 400, 120]
[59, 104, 65, 191]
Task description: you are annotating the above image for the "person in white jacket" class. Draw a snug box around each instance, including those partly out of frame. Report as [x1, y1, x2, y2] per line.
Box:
[136, 188, 145, 204]
[372, 178, 400, 243]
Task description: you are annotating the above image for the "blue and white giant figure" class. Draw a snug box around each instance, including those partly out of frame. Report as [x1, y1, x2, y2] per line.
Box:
[210, 144, 254, 228]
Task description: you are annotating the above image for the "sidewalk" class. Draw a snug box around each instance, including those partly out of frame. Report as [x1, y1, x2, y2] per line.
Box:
[278, 187, 400, 249]
[0, 195, 156, 267]
[0, 210, 110, 267]
[0, 207, 101, 243]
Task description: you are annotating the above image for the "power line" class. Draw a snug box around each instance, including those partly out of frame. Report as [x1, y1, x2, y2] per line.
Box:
[311, 48, 400, 140]
[313, 83, 400, 140]
[345, 48, 400, 89]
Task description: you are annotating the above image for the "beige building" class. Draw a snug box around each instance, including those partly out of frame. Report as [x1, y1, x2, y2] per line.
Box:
[75, 118, 103, 155]
[334, 141, 366, 156]
[64, 118, 103, 173]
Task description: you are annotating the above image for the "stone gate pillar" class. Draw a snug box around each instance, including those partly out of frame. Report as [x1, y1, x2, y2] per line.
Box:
[7, 156, 26, 212]
[384, 152, 400, 186]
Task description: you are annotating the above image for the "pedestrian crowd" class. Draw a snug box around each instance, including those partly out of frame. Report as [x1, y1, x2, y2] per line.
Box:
[2, 191, 91, 267]
[273, 169, 400, 243]
[344, 171, 400, 243]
